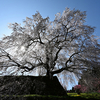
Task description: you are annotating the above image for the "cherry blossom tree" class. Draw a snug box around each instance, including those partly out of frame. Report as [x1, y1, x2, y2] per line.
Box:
[74, 84, 88, 93]
[0, 7, 100, 85]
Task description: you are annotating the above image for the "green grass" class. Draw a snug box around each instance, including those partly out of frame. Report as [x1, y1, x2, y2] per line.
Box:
[1, 93, 100, 99]
[1, 94, 68, 98]
[67, 93, 100, 99]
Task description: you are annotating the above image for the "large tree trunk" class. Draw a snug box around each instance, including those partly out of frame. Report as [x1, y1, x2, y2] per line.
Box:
[46, 69, 53, 80]
[47, 69, 50, 77]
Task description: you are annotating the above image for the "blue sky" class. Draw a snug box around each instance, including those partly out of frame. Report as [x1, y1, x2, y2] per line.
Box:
[0, 0, 100, 39]
[0, 0, 100, 90]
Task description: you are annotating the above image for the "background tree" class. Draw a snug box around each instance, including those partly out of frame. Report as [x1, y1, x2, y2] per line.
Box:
[78, 62, 100, 93]
[0, 7, 100, 87]
[78, 48, 100, 92]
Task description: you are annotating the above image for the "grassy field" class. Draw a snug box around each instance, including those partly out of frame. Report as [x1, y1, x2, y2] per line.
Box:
[1, 93, 100, 100]
[67, 93, 100, 99]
